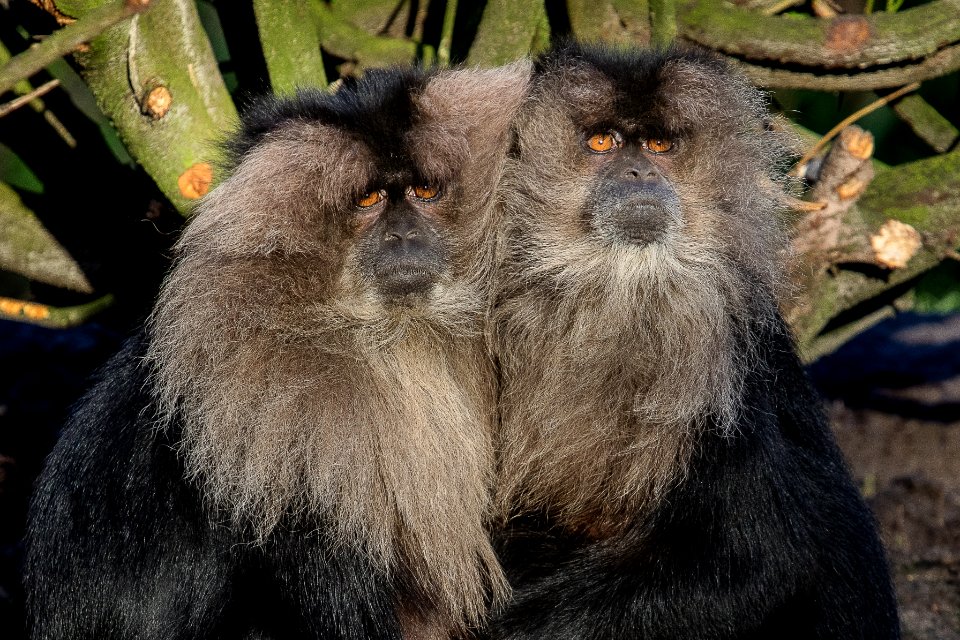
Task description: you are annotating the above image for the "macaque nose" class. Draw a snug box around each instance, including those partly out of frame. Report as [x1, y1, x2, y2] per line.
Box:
[383, 217, 421, 244]
[623, 162, 667, 186]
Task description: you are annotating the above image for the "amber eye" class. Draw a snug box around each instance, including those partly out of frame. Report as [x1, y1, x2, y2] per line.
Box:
[409, 184, 440, 200]
[644, 138, 674, 153]
[586, 132, 619, 153]
[356, 190, 384, 208]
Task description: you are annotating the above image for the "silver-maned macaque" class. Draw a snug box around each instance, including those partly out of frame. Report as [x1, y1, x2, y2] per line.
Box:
[487, 43, 899, 640]
[26, 63, 529, 640]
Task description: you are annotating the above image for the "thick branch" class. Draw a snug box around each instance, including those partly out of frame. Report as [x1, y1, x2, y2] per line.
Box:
[893, 95, 959, 154]
[678, 0, 960, 69]
[253, 0, 326, 94]
[567, 0, 652, 46]
[467, 0, 545, 66]
[0, 0, 149, 95]
[732, 43, 960, 91]
[309, 0, 418, 73]
[790, 148, 960, 351]
[649, 0, 677, 48]
[52, 0, 237, 214]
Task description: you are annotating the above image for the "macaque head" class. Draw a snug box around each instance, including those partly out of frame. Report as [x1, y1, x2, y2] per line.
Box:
[169, 62, 529, 327]
[504, 43, 792, 294]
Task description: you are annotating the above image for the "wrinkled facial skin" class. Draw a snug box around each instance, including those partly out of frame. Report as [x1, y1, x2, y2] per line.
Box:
[353, 181, 453, 302]
[581, 132, 682, 247]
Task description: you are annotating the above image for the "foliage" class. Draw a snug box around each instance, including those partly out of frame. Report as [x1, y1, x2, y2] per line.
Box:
[0, 0, 958, 358]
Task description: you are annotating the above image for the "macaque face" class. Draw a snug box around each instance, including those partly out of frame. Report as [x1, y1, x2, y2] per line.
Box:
[352, 176, 451, 301]
[579, 127, 682, 248]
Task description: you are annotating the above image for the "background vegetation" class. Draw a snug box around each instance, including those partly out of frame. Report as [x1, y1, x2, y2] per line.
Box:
[0, 0, 958, 358]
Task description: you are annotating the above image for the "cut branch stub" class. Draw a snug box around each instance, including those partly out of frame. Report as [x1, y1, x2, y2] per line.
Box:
[871, 219, 922, 269]
[793, 126, 876, 263]
[178, 162, 212, 200]
[677, 0, 960, 89]
[51, 0, 237, 214]
[142, 84, 171, 119]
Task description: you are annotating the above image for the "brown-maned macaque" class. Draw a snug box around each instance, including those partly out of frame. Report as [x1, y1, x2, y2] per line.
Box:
[486, 43, 899, 639]
[26, 63, 529, 640]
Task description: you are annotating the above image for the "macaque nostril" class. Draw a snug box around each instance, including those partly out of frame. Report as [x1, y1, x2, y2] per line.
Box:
[625, 168, 641, 179]
[406, 229, 419, 240]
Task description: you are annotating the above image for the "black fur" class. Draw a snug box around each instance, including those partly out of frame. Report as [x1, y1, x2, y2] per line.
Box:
[25, 333, 404, 639]
[225, 68, 425, 176]
[24, 67, 442, 640]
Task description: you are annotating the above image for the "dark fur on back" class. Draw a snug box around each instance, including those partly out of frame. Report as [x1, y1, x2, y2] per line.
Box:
[487, 43, 899, 639]
[26, 62, 529, 640]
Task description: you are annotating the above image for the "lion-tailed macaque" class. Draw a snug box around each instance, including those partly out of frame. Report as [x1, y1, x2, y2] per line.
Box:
[26, 62, 529, 640]
[487, 43, 899, 640]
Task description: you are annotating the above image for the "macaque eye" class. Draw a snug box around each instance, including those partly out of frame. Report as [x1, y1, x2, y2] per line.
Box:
[408, 184, 440, 200]
[585, 132, 620, 153]
[356, 190, 385, 208]
[644, 138, 674, 153]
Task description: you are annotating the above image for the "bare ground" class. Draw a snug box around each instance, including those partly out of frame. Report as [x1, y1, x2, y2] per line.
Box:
[813, 313, 960, 639]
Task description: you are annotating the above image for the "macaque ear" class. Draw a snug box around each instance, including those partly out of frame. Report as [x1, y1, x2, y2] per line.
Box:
[412, 61, 531, 177]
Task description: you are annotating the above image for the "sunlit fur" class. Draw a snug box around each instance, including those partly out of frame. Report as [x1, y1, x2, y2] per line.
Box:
[493, 45, 794, 535]
[147, 63, 529, 632]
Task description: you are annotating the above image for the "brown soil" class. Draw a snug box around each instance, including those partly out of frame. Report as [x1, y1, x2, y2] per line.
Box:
[814, 313, 960, 640]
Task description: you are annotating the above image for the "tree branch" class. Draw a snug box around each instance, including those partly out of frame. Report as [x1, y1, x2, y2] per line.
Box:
[309, 0, 418, 72]
[0, 78, 59, 117]
[789, 147, 960, 350]
[732, 43, 960, 90]
[0, 0, 150, 96]
[51, 0, 237, 214]
[0, 293, 113, 328]
[253, 0, 327, 94]
[678, 0, 960, 69]
[893, 95, 959, 154]
[567, 0, 652, 46]
[467, 0, 545, 66]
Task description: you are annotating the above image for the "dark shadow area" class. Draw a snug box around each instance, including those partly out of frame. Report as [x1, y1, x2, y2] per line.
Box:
[811, 312, 960, 422]
[0, 320, 127, 639]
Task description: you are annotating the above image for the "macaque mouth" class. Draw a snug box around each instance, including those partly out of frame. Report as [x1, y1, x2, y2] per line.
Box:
[590, 191, 682, 248]
[373, 260, 443, 298]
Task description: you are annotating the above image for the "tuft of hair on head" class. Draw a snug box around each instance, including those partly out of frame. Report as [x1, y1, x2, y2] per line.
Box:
[492, 43, 796, 533]
[145, 62, 530, 632]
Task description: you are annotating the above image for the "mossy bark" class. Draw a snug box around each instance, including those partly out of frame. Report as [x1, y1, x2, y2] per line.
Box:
[467, 0, 546, 66]
[52, 0, 237, 214]
[792, 148, 960, 355]
[253, 0, 327, 94]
